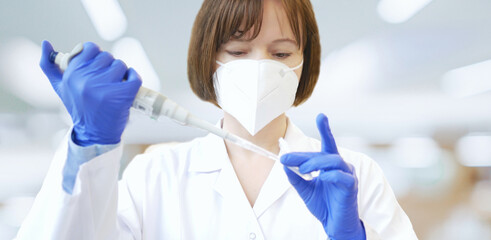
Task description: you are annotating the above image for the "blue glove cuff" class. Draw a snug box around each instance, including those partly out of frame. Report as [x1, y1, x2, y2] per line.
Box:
[358, 220, 367, 240]
[326, 220, 366, 240]
[72, 126, 121, 146]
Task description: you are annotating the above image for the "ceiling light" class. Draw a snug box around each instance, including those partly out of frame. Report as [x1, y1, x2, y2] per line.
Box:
[81, 0, 127, 41]
[0, 38, 60, 109]
[391, 136, 440, 168]
[377, 0, 433, 24]
[456, 134, 491, 167]
[441, 59, 491, 98]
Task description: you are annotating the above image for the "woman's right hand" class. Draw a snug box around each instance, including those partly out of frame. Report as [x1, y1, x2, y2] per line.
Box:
[40, 40, 142, 146]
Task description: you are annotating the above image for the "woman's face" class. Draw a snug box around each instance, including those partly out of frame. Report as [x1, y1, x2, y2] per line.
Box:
[216, 0, 304, 80]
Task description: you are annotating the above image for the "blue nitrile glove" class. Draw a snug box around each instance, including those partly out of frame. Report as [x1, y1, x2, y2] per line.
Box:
[40, 40, 142, 146]
[281, 113, 366, 240]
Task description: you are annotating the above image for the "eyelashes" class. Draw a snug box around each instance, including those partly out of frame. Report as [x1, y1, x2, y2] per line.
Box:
[226, 50, 292, 59]
[273, 53, 291, 59]
[226, 51, 245, 57]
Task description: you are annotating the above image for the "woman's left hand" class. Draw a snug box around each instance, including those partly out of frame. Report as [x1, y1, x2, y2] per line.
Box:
[281, 113, 366, 240]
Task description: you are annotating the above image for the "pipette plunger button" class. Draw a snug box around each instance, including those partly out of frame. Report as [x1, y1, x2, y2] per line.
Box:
[49, 51, 58, 63]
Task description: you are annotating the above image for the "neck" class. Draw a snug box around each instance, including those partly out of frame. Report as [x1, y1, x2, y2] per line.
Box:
[222, 112, 288, 158]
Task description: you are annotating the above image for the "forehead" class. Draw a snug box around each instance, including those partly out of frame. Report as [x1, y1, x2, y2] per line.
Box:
[218, 0, 303, 47]
[252, 0, 296, 42]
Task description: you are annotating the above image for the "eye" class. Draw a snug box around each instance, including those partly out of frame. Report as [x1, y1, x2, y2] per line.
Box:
[273, 52, 291, 59]
[226, 50, 246, 57]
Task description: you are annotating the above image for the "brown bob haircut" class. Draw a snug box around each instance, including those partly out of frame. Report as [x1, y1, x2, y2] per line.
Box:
[187, 0, 320, 107]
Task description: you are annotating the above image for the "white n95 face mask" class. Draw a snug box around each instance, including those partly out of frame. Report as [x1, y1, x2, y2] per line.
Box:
[213, 59, 303, 136]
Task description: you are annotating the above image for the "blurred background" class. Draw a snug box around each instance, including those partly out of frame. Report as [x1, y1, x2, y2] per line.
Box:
[1, 0, 491, 239]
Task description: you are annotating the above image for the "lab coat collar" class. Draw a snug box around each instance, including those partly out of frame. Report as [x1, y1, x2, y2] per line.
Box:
[252, 117, 314, 217]
[282, 117, 315, 152]
[188, 117, 315, 218]
[187, 127, 229, 172]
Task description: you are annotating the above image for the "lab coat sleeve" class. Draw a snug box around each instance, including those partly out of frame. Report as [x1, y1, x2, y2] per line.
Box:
[356, 154, 419, 240]
[16, 133, 136, 240]
[62, 132, 119, 194]
[363, 223, 382, 240]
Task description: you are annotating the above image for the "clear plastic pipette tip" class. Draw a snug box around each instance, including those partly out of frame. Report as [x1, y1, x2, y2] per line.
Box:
[224, 134, 315, 181]
[231, 137, 280, 161]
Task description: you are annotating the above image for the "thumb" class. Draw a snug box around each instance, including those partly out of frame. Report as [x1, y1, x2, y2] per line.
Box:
[121, 67, 143, 96]
[316, 113, 339, 154]
[39, 40, 62, 85]
[125, 68, 142, 85]
[283, 165, 309, 187]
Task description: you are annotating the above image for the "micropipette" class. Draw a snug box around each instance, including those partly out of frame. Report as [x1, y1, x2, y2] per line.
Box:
[49, 43, 316, 181]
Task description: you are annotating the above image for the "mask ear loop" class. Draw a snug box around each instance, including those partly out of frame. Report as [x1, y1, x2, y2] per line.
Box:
[290, 59, 304, 71]
[280, 59, 304, 77]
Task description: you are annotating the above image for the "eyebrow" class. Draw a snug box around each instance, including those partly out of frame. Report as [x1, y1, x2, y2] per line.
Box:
[229, 37, 298, 45]
[272, 38, 298, 45]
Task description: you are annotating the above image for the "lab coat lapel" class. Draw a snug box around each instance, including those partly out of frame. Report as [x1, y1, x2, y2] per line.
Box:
[189, 129, 261, 237]
[253, 118, 315, 218]
[252, 160, 291, 218]
[208, 132, 253, 212]
[189, 121, 252, 209]
[193, 118, 316, 219]
[213, 158, 251, 208]
[188, 133, 226, 172]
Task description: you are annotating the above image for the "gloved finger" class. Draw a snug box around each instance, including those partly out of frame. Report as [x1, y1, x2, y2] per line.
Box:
[298, 154, 353, 174]
[39, 40, 62, 84]
[319, 169, 357, 192]
[283, 165, 311, 187]
[121, 67, 143, 93]
[281, 152, 323, 167]
[316, 113, 339, 154]
[88, 51, 115, 70]
[106, 68, 142, 109]
[104, 59, 128, 83]
[69, 42, 101, 68]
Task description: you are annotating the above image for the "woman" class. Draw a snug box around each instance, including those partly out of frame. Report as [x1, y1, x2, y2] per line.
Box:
[17, 0, 417, 239]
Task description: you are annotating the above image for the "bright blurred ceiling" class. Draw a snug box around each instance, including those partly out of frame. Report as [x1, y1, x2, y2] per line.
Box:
[0, 0, 490, 143]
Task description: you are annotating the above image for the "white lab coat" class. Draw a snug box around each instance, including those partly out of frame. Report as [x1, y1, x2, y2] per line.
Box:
[17, 119, 418, 240]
